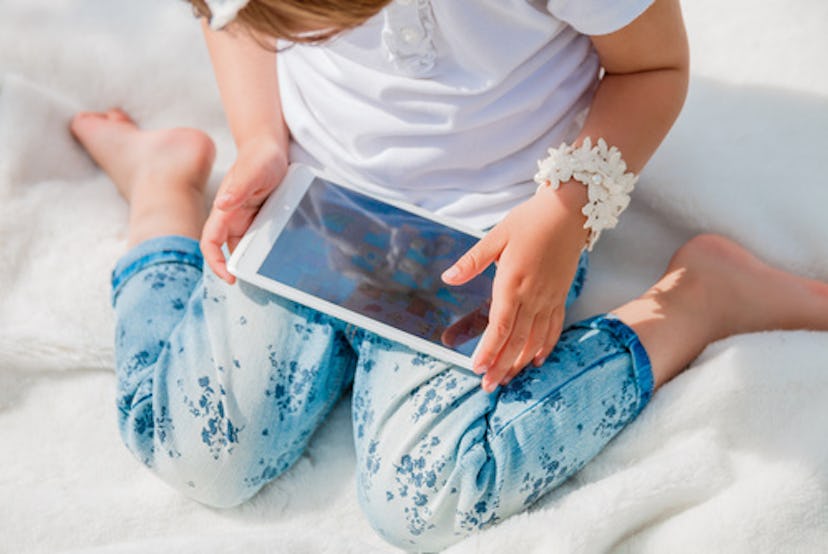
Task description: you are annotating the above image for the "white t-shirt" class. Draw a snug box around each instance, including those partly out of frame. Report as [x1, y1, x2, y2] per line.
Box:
[278, 0, 654, 229]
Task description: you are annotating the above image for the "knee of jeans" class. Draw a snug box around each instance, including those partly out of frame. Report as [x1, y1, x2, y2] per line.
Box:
[180, 467, 258, 509]
[357, 434, 496, 551]
[136, 426, 300, 510]
[118, 390, 300, 510]
[358, 477, 450, 551]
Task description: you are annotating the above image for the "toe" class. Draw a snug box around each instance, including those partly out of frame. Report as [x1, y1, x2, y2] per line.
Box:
[70, 112, 102, 139]
[108, 108, 135, 124]
[74, 111, 109, 124]
[71, 110, 138, 143]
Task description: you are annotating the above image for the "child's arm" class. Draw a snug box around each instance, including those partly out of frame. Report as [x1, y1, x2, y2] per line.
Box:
[200, 21, 290, 283]
[442, 0, 689, 391]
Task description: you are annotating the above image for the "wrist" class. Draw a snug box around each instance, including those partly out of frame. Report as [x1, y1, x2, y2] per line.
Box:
[532, 180, 590, 247]
[237, 132, 289, 165]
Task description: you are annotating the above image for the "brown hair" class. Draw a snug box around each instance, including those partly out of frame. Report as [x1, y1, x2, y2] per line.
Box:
[188, 0, 392, 43]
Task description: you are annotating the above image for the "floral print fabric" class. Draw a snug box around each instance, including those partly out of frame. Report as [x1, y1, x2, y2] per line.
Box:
[111, 236, 652, 549]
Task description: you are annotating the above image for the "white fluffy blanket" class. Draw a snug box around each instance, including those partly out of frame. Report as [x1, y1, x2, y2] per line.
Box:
[2, 1, 827, 552]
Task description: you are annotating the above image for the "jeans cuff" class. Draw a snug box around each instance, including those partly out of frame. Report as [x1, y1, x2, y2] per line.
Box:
[573, 313, 655, 411]
[111, 235, 203, 305]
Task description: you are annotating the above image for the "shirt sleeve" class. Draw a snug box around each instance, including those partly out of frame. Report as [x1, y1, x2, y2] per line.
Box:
[545, 0, 656, 35]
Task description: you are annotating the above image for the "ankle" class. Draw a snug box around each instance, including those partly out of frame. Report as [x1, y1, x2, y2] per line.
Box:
[125, 129, 215, 200]
[127, 205, 205, 247]
[125, 176, 208, 247]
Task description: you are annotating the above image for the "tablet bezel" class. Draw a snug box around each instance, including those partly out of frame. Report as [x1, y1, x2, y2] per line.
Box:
[227, 164, 487, 371]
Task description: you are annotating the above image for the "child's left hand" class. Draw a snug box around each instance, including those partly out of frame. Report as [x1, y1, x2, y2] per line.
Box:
[442, 184, 588, 392]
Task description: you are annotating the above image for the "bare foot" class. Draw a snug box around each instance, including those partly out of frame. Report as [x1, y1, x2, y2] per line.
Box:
[70, 109, 216, 245]
[614, 234, 828, 388]
[70, 109, 215, 201]
[666, 234, 828, 338]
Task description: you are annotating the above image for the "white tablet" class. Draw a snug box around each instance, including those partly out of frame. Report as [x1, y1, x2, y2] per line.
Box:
[227, 165, 495, 370]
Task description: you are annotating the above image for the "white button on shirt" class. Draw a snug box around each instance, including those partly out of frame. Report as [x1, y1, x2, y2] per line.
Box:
[278, 0, 654, 229]
[399, 26, 422, 44]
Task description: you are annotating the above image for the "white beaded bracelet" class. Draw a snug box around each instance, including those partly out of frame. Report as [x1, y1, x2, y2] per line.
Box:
[533, 137, 638, 251]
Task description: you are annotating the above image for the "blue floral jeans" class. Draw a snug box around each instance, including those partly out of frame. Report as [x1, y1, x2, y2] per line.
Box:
[112, 236, 653, 551]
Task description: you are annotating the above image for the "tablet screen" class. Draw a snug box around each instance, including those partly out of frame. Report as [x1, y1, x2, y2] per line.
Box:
[257, 177, 494, 357]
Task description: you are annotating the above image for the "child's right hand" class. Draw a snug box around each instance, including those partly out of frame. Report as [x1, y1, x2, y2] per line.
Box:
[201, 136, 289, 284]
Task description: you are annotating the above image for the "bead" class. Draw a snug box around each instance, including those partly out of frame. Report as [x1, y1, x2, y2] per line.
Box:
[400, 26, 423, 44]
[533, 137, 638, 251]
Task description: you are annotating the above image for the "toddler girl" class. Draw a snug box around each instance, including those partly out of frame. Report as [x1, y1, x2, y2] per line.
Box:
[70, 0, 828, 549]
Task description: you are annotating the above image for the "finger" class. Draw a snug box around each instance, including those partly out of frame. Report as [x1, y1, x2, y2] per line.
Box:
[526, 313, 554, 369]
[471, 276, 517, 375]
[214, 166, 250, 210]
[533, 309, 565, 367]
[200, 211, 236, 284]
[481, 305, 534, 393]
[442, 228, 506, 286]
[214, 164, 273, 211]
[502, 312, 550, 385]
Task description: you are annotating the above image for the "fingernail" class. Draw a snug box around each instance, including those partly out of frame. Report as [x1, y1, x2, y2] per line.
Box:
[473, 363, 489, 375]
[442, 266, 460, 281]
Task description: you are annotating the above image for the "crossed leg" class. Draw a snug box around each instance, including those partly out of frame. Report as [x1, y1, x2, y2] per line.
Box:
[73, 111, 828, 548]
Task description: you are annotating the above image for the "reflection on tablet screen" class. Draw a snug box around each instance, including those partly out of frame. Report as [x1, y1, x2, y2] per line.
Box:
[257, 178, 495, 357]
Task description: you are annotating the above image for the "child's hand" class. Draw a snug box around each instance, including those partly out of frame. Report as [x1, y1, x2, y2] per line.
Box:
[442, 185, 588, 392]
[201, 136, 289, 283]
